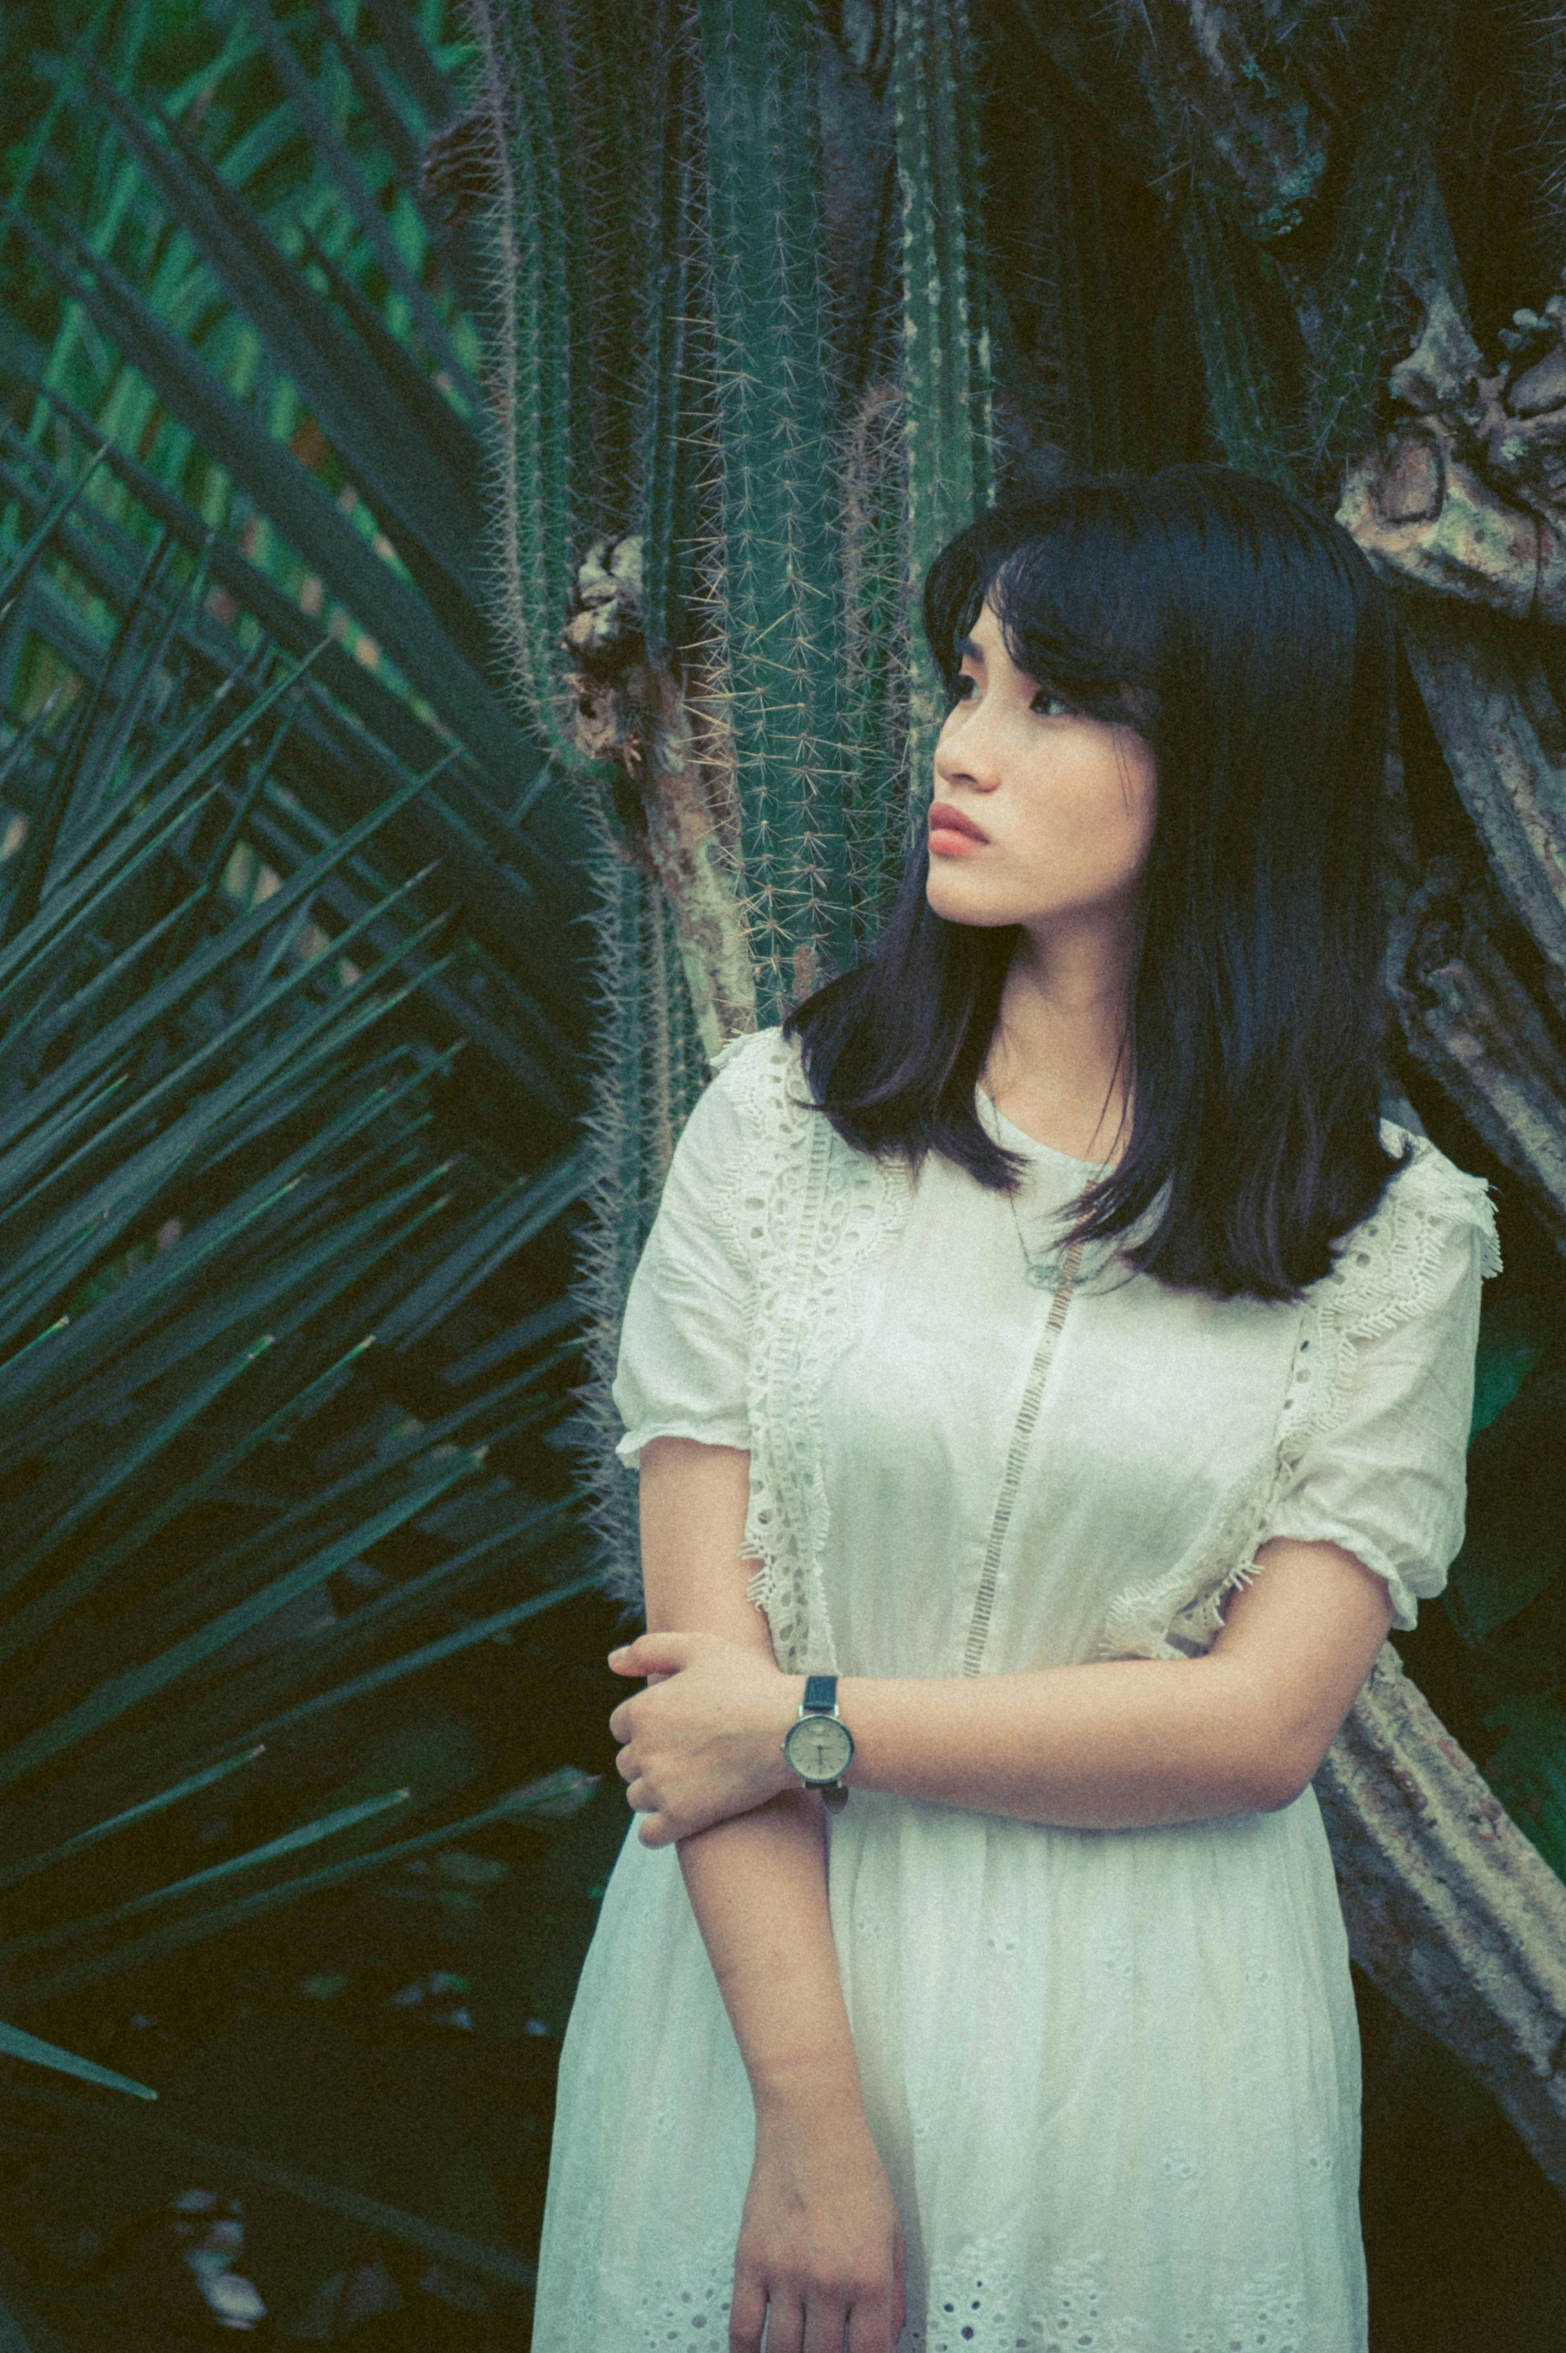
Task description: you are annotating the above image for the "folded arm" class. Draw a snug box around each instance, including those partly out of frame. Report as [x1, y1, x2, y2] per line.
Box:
[610, 1532, 1396, 1841]
[633, 1437, 855, 2104]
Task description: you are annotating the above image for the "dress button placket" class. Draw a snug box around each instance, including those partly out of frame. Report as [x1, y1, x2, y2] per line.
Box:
[960, 1234, 1086, 1676]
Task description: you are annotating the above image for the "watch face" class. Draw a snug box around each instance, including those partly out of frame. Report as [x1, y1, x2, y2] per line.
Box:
[785, 1714, 853, 1783]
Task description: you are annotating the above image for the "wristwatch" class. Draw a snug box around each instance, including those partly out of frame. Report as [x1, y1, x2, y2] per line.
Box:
[781, 1674, 854, 1807]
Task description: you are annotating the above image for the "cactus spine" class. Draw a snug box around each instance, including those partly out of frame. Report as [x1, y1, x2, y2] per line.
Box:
[690, 0, 858, 1028]
[894, 0, 997, 843]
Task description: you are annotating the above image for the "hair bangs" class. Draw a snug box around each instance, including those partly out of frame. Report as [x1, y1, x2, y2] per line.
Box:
[924, 496, 1159, 734]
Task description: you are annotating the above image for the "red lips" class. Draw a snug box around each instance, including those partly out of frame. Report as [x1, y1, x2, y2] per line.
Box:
[928, 803, 989, 842]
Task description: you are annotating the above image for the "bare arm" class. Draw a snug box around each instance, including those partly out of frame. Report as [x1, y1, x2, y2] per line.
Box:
[611, 1533, 1396, 1843]
[637, 1438, 859, 2109]
[634, 1437, 904, 2353]
[831, 1536, 1397, 1824]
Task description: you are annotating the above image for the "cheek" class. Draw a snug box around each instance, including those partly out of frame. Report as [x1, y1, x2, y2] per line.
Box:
[1042, 749, 1156, 881]
[1102, 739, 1158, 874]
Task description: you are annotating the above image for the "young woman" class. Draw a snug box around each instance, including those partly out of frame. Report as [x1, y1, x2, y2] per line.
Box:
[530, 466, 1499, 2352]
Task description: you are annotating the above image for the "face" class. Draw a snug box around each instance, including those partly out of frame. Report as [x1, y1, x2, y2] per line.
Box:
[926, 598, 1159, 947]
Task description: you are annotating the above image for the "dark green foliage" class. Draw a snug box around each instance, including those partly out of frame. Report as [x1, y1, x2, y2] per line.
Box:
[1422, 1298, 1566, 1885]
[0, 7, 642, 2322]
[0, 428, 614, 2334]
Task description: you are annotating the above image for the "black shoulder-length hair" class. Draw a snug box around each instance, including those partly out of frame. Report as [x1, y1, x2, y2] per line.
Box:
[780, 462, 1413, 1303]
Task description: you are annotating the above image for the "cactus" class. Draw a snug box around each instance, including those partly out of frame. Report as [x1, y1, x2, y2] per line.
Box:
[472, 0, 595, 768]
[1308, 0, 1457, 466]
[1497, 2, 1566, 282]
[893, 0, 997, 842]
[474, 0, 1001, 1607]
[688, 0, 858, 1023]
[1180, 185, 1300, 490]
[839, 378, 914, 934]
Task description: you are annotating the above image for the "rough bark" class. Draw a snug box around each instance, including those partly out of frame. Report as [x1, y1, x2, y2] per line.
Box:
[563, 534, 756, 1062]
[1337, 284, 1566, 624]
[1394, 599, 1566, 1001]
[1317, 1644, 1566, 2190]
[1390, 857, 1566, 1249]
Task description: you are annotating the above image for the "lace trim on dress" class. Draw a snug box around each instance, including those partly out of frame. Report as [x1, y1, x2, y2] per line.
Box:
[962, 1236, 1085, 1676]
[912, 2241, 1328, 2352]
[579, 2239, 1328, 2353]
[706, 1026, 914, 1673]
[1095, 1124, 1501, 1662]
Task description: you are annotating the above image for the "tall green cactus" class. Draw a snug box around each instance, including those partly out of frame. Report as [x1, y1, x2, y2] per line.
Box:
[473, 0, 593, 767]
[893, 0, 996, 849]
[474, 0, 997, 1605]
[691, 0, 857, 1024]
[1308, 0, 1457, 467]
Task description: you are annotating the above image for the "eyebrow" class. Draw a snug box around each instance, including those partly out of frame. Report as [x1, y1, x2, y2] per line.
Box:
[956, 635, 1039, 682]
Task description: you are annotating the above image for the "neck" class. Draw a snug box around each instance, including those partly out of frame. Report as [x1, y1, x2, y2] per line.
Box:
[983, 915, 1136, 1158]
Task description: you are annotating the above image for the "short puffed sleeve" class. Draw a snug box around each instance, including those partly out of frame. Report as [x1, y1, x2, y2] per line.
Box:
[610, 1050, 755, 1467]
[1256, 1140, 1500, 1631]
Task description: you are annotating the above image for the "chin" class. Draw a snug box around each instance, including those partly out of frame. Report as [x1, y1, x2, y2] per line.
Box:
[926, 877, 1016, 929]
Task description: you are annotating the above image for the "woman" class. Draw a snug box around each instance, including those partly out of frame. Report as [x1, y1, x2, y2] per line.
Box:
[531, 466, 1499, 2351]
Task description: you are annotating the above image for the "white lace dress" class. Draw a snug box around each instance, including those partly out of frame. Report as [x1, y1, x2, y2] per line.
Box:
[532, 1026, 1499, 2353]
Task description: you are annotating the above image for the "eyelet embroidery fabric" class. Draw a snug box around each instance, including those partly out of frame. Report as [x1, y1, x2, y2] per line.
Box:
[599, 2236, 1322, 2351]
[912, 2244, 1321, 2353]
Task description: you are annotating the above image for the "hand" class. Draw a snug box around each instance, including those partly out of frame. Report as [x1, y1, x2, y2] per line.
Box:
[607, 1631, 804, 1846]
[729, 2104, 906, 2353]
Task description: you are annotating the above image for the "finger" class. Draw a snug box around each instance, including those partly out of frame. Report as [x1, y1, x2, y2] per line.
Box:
[803, 2288, 855, 2353]
[727, 2263, 766, 2353]
[757, 2291, 804, 2353]
[846, 2292, 897, 2353]
[607, 1632, 692, 1679]
[614, 1744, 635, 1784]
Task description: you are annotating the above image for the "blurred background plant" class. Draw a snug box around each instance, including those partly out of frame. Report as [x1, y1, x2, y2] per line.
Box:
[0, 1, 635, 2343]
[2, 1, 1566, 2347]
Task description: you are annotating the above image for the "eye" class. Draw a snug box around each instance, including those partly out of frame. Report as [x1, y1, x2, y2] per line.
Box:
[945, 672, 1075, 717]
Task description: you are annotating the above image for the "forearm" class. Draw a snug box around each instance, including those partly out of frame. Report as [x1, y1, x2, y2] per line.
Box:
[678, 1786, 866, 2117]
[837, 1653, 1296, 1828]
[616, 1527, 1390, 1841]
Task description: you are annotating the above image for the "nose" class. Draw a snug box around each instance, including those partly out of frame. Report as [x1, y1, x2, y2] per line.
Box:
[934, 699, 1003, 791]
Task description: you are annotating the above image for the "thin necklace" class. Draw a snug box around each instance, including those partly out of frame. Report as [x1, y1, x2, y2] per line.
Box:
[1004, 1175, 1088, 1293]
[981, 1081, 1088, 1291]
